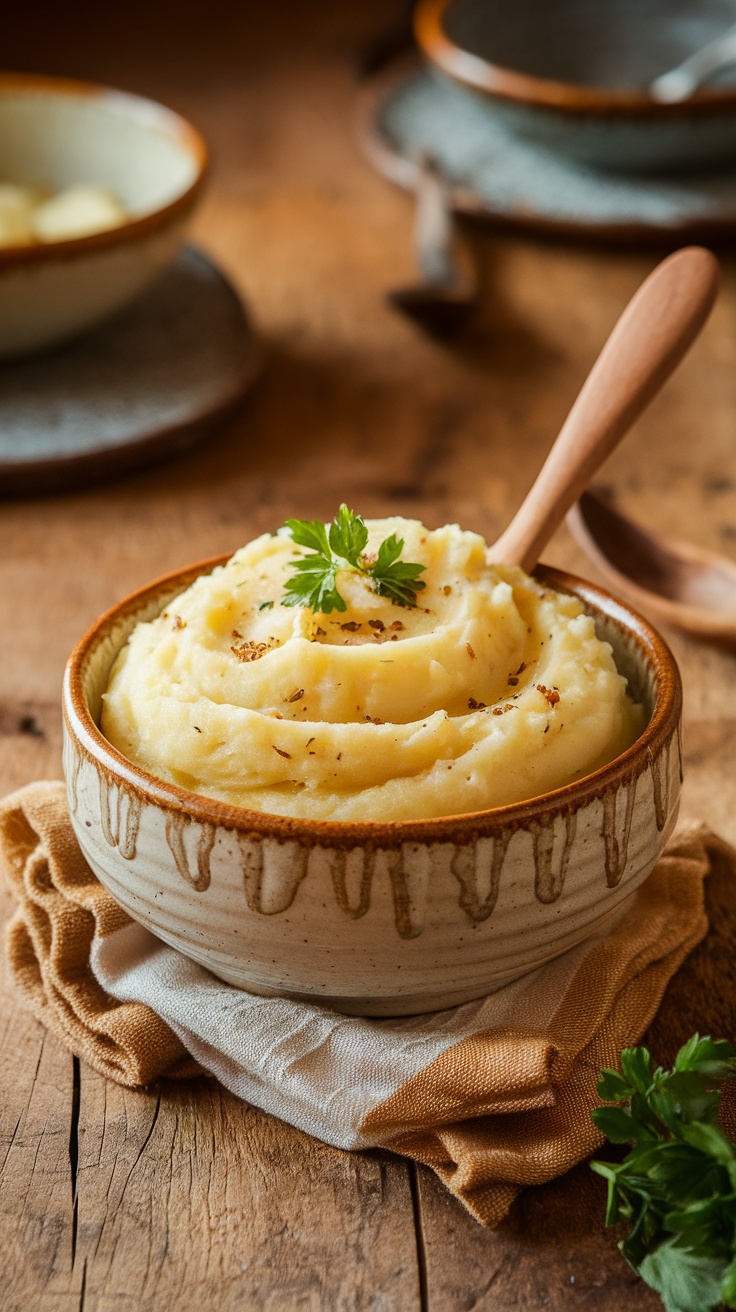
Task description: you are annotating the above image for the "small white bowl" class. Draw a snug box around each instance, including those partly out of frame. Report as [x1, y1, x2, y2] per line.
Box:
[63, 558, 682, 1017]
[0, 73, 207, 357]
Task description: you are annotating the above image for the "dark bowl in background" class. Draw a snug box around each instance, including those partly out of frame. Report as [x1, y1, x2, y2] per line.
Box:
[414, 0, 736, 171]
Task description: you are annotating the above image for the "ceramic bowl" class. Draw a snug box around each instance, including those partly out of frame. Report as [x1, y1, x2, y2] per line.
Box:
[62, 557, 682, 1017]
[0, 74, 207, 357]
[415, 0, 736, 172]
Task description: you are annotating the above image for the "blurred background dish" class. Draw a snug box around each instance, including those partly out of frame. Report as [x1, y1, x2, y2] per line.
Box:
[360, 58, 736, 241]
[414, 0, 736, 171]
[0, 73, 207, 357]
[0, 247, 259, 496]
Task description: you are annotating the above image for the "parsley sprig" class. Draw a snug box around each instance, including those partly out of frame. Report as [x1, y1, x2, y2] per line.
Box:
[281, 505, 427, 615]
[591, 1036, 736, 1312]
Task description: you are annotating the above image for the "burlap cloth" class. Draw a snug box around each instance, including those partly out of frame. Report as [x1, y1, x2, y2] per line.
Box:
[1, 780, 732, 1227]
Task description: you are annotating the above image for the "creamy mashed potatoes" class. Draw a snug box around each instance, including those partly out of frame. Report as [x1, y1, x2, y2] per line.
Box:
[102, 519, 644, 821]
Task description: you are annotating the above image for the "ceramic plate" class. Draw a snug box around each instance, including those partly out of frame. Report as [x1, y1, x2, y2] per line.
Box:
[359, 58, 736, 241]
[0, 245, 260, 496]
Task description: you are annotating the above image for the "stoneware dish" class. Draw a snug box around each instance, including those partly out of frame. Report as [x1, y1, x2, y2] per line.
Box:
[0, 73, 207, 357]
[415, 0, 736, 172]
[63, 557, 682, 1017]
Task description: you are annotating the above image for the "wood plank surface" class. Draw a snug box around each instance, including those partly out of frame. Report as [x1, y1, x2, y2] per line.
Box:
[2, 2, 736, 1309]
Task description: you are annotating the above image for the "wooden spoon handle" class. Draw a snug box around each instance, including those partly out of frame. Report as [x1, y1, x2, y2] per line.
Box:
[491, 246, 720, 573]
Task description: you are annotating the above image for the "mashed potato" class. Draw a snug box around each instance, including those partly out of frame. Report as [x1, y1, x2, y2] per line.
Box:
[101, 518, 644, 821]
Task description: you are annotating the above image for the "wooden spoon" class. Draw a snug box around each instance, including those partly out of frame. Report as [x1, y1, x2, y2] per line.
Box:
[490, 246, 720, 572]
[568, 489, 736, 641]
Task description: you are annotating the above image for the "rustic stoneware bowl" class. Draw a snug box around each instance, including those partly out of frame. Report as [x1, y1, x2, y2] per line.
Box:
[0, 73, 207, 356]
[415, 0, 736, 172]
[63, 557, 682, 1017]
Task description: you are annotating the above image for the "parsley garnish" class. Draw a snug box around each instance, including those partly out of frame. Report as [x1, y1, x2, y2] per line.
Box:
[281, 505, 426, 615]
[591, 1036, 736, 1312]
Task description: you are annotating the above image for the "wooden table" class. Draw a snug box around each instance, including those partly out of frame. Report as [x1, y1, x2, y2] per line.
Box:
[2, 3, 736, 1307]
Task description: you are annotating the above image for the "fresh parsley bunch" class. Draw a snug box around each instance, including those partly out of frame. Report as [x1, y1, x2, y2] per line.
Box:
[281, 504, 427, 614]
[591, 1036, 736, 1312]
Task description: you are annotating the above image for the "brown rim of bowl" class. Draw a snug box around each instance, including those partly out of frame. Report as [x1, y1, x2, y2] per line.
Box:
[64, 555, 682, 848]
[414, 0, 736, 118]
[0, 72, 208, 267]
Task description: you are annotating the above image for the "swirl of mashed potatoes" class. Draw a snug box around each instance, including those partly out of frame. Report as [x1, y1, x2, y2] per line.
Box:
[101, 518, 644, 821]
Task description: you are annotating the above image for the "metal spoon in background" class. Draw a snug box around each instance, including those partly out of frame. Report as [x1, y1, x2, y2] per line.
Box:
[568, 490, 736, 642]
[387, 154, 478, 334]
[650, 22, 736, 102]
[490, 247, 720, 572]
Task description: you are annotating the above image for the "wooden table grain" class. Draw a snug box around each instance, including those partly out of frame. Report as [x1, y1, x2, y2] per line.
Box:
[2, 3, 736, 1308]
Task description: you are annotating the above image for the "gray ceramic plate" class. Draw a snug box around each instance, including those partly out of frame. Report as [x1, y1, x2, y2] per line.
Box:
[359, 58, 736, 240]
[0, 245, 260, 496]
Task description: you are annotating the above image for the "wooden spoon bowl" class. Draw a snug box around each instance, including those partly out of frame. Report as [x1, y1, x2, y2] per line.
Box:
[569, 489, 736, 642]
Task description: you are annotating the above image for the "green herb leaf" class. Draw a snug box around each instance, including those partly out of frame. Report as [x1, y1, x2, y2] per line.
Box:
[675, 1037, 736, 1078]
[639, 1241, 729, 1312]
[281, 507, 427, 614]
[722, 1254, 736, 1305]
[372, 532, 404, 573]
[284, 516, 331, 556]
[282, 555, 345, 615]
[591, 1106, 640, 1144]
[328, 503, 369, 566]
[369, 533, 427, 608]
[621, 1045, 655, 1096]
[591, 1036, 736, 1312]
[596, 1068, 635, 1102]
